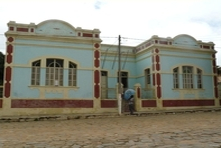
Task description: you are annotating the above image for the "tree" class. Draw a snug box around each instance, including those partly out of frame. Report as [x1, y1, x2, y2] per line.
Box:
[0, 51, 5, 85]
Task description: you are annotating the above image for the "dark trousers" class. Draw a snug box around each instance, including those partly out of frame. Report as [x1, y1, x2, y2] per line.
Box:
[129, 104, 134, 114]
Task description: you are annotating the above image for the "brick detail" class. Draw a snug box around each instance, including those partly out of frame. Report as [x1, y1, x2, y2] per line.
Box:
[94, 50, 100, 68]
[6, 45, 13, 64]
[94, 70, 100, 98]
[94, 46, 100, 99]
[4, 36, 13, 98]
[17, 28, 29, 32]
[101, 100, 117, 108]
[142, 100, 157, 107]
[8, 37, 14, 42]
[83, 33, 93, 37]
[163, 100, 214, 107]
[94, 43, 100, 49]
[9, 27, 14, 31]
[11, 100, 93, 108]
[153, 48, 161, 99]
[136, 87, 140, 98]
[4, 67, 12, 98]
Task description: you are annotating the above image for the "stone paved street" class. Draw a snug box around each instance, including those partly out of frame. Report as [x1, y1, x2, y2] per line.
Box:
[0, 112, 221, 148]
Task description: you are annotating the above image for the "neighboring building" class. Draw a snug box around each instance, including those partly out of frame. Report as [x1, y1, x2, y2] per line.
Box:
[0, 20, 219, 116]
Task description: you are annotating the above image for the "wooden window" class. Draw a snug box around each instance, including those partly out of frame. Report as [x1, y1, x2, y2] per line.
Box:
[46, 59, 63, 86]
[68, 62, 77, 86]
[173, 67, 179, 88]
[197, 68, 202, 89]
[182, 66, 193, 89]
[31, 60, 41, 86]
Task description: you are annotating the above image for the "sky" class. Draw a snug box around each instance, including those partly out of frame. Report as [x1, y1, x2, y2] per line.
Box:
[0, 0, 221, 65]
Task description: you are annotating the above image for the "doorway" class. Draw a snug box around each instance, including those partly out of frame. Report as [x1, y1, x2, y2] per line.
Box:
[118, 71, 128, 91]
[101, 71, 108, 99]
[118, 71, 129, 112]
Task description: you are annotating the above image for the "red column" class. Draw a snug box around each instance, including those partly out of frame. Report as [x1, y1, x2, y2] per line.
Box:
[154, 48, 161, 99]
[4, 37, 14, 98]
[94, 43, 100, 99]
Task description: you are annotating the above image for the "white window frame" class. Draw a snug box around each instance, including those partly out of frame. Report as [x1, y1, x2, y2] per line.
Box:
[46, 59, 64, 86]
[173, 67, 179, 89]
[197, 68, 202, 89]
[182, 66, 193, 89]
[68, 62, 77, 86]
[31, 60, 41, 86]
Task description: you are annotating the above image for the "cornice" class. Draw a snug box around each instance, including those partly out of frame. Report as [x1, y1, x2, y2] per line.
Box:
[5, 32, 102, 44]
[136, 44, 216, 55]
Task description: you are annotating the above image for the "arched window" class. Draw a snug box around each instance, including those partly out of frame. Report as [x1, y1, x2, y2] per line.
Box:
[173, 67, 179, 88]
[173, 66, 203, 89]
[31, 58, 78, 87]
[68, 62, 77, 86]
[197, 68, 202, 89]
[46, 59, 64, 86]
[31, 60, 41, 85]
[182, 66, 193, 88]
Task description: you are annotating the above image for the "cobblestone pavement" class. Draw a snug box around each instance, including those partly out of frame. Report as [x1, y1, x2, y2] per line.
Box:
[0, 112, 221, 148]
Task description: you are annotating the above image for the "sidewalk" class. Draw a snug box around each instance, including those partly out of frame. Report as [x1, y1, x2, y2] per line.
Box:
[1, 107, 221, 123]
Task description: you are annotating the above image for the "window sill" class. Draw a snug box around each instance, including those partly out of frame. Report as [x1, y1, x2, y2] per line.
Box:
[172, 88, 205, 91]
[29, 85, 80, 90]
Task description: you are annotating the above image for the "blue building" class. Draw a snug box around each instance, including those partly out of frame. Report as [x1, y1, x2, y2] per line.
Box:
[0, 20, 219, 116]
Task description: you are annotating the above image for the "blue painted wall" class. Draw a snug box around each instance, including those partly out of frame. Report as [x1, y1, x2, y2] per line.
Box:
[9, 21, 216, 101]
[160, 48, 214, 99]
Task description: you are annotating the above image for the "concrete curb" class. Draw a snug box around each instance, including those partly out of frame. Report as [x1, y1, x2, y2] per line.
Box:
[1, 107, 221, 123]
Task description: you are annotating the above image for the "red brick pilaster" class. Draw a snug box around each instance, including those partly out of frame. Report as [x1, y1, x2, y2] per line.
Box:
[94, 43, 100, 98]
[153, 48, 161, 99]
[4, 37, 14, 98]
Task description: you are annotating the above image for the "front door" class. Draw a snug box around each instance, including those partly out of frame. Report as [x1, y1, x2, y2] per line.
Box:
[101, 71, 108, 99]
[118, 72, 128, 112]
[118, 71, 128, 91]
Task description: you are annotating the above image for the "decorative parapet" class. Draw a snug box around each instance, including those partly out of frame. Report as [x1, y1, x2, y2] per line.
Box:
[7, 21, 36, 33]
[198, 41, 215, 50]
[76, 27, 101, 38]
[134, 34, 215, 53]
[6, 20, 101, 39]
[135, 35, 173, 53]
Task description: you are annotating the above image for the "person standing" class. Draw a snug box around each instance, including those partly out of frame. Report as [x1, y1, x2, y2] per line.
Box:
[128, 95, 134, 115]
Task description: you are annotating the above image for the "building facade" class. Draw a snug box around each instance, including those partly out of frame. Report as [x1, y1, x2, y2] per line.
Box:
[0, 20, 220, 116]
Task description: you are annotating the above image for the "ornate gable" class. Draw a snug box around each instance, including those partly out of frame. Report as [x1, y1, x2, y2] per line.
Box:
[36, 19, 76, 36]
[173, 34, 199, 48]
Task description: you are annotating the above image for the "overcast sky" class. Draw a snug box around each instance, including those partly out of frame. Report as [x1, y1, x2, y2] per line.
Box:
[0, 0, 221, 65]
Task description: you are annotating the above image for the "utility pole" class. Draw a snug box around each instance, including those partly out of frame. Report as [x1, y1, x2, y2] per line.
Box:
[118, 35, 122, 115]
